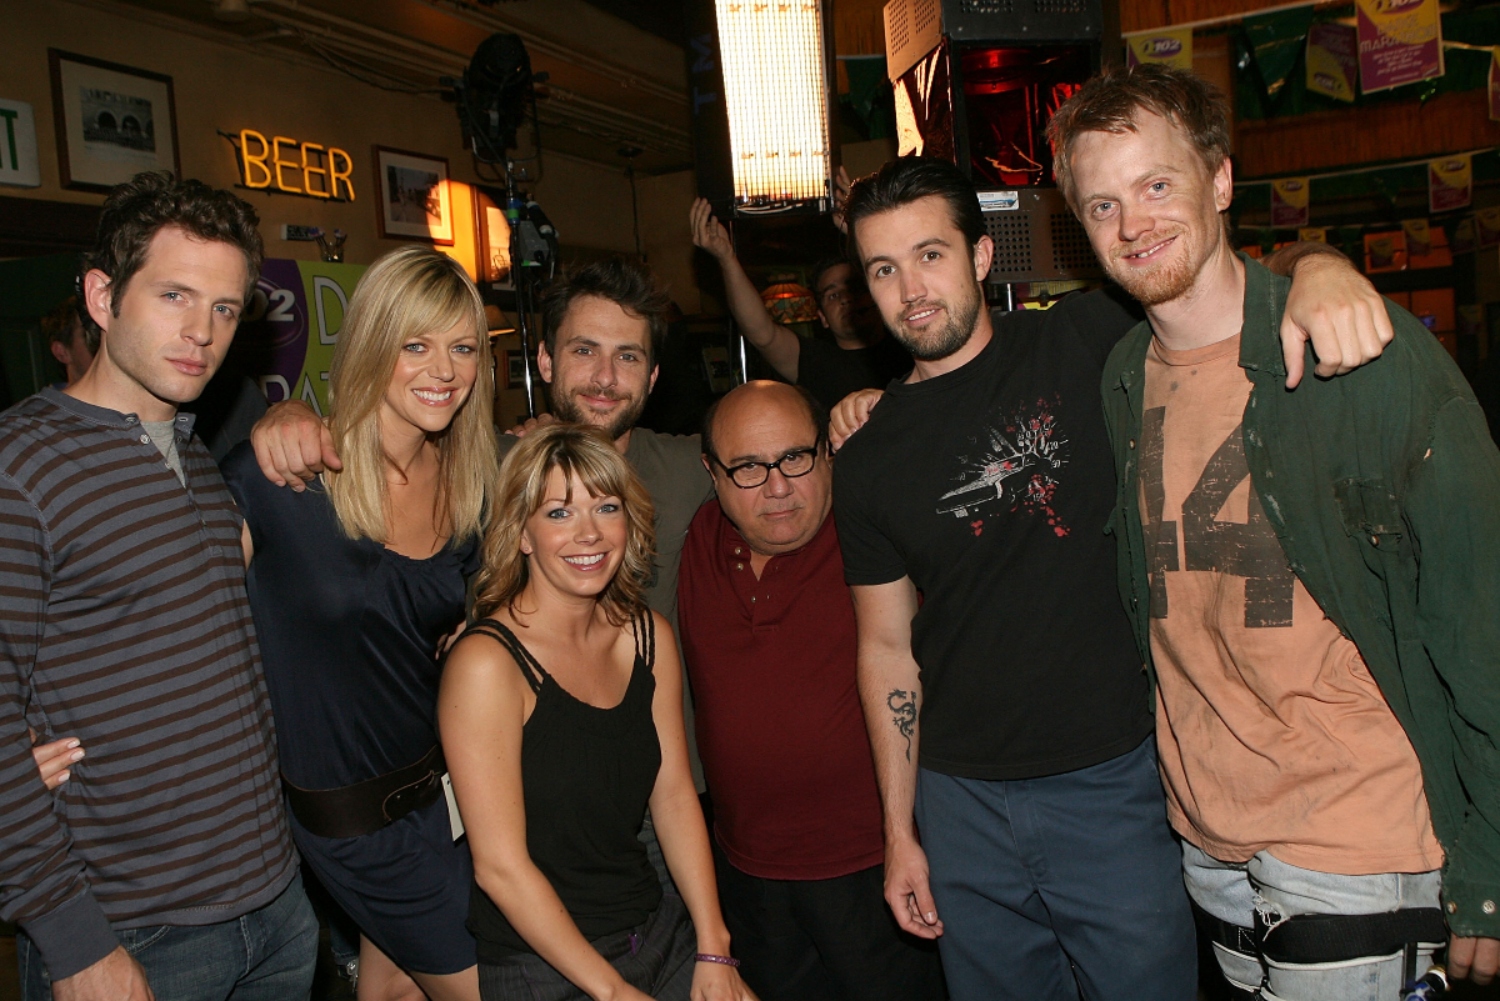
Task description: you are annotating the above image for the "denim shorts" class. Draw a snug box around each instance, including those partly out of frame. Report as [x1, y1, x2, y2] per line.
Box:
[477, 893, 695, 1001]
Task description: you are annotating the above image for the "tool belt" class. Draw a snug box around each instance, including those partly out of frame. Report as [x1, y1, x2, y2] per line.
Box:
[284, 745, 446, 839]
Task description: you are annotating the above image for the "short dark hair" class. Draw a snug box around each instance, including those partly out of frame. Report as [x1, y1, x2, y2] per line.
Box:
[80, 171, 263, 342]
[701, 383, 829, 463]
[1047, 63, 1231, 213]
[41, 295, 98, 354]
[810, 256, 853, 295]
[541, 257, 671, 364]
[844, 157, 985, 264]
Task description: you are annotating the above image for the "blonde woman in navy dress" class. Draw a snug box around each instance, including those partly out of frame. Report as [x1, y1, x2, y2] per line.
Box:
[222, 246, 496, 1001]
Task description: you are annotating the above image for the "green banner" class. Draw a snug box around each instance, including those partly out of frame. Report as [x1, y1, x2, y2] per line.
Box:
[1243, 7, 1316, 102]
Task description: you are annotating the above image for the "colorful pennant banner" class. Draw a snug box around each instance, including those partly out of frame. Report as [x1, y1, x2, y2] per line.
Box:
[1126, 27, 1194, 71]
[1306, 22, 1360, 102]
[1429, 154, 1474, 213]
[1270, 177, 1312, 227]
[1354, 0, 1445, 94]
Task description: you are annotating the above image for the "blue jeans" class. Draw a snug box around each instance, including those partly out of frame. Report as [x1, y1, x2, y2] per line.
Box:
[915, 737, 1197, 1001]
[19, 871, 318, 1001]
[1182, 842, 1443, 1001]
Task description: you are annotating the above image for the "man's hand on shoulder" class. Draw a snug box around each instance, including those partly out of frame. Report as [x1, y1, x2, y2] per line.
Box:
[829, 389, 885, 452]
[250, 400, 340, 490]
[53, 946, 153, 1001]
[1450, 935, 1500, 985]
[505, 412, 558, 438]
[1272, 245, 1394, 389]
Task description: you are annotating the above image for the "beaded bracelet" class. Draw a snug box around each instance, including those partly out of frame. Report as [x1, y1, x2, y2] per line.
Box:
[695, 953, 741, 968]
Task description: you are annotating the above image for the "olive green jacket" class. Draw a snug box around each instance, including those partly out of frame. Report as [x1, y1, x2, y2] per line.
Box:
[1102, 254, 1500, 938]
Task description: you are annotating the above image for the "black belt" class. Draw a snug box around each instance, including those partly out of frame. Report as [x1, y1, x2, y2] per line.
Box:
[1256, 907, 1447, 965]
[284, 745, 446, 839]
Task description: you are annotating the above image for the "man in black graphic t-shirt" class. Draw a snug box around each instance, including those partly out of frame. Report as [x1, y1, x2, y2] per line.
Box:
[832, 156, 1390, 1001]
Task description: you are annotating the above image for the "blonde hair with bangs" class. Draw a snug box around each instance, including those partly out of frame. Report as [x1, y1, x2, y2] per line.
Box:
[323, 246, 497, 544]
[473, 423, 655, 627]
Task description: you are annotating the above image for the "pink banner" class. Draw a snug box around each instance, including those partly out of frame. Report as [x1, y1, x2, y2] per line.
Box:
[1355, 0, 1444, 94]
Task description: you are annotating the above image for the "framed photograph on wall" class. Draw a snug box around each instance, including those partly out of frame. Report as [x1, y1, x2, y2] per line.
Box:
[49, 49, 179, 192]
[374, 146, 453, 245]
[474, 193, 514, 290]
[503, 349, 534, 391]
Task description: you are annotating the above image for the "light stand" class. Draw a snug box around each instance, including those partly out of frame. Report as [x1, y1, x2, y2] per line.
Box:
[504, 163, 558, 418]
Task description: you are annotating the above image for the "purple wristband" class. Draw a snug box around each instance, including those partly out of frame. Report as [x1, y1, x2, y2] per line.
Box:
[695, 953, 741, 968]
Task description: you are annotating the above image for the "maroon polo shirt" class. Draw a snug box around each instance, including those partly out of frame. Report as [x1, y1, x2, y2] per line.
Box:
[678, 500, 885, 880]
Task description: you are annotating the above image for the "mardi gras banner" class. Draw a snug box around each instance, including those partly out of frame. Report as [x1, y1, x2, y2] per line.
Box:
[1355, 0, 1444, 94]
[1478, 206, 1500, 248]
[1428, 154, 1473, 213]
[1298, 227, 1329, 242]
[1306, 22, 1359, 101]
[232, 259, 366, 415]
[1126, 28, 1193, 71]
[1270, 178, 1311, 227]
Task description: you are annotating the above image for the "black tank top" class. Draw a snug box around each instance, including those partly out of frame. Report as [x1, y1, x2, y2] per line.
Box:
[463, 611, 664, 961]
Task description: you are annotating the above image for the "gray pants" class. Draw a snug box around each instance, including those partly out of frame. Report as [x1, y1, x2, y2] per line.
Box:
[477, 894, 695, 1001]
[1183, 842, 1443, 1001]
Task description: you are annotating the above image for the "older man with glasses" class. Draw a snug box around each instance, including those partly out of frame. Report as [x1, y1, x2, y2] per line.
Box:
[676, 380, 945, 1001]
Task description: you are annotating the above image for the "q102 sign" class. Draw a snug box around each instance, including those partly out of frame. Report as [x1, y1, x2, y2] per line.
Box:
[232, 259, 366, 415]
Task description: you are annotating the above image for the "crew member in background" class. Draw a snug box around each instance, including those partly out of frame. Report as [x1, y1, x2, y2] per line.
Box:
[690, 197, 911, 410]
[42, 296, 95, 387]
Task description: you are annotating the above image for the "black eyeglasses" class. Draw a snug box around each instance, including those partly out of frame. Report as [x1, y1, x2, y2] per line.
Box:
[711, 446, 821, 489]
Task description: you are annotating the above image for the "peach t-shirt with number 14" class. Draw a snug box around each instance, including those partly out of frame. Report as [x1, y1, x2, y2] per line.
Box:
[1140, 333, 1442, 876]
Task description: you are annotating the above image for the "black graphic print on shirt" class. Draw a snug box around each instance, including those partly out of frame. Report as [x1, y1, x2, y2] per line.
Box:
[936, 395, 1071, 538]
[1141, 407, 1295, 627]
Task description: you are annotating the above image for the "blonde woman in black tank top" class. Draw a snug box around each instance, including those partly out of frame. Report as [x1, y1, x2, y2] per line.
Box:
[440, 424, 757, 1001]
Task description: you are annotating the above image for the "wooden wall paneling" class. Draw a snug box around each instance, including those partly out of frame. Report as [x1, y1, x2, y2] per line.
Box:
[1119, 0, 1302, 34]
[1236, 89, 1500, 178]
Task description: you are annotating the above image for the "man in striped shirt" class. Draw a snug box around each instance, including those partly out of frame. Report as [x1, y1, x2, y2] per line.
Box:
[0, 172, 315, 1001]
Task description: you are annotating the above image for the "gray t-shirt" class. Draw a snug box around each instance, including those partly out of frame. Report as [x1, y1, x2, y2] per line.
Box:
[141, 418, 184, 485]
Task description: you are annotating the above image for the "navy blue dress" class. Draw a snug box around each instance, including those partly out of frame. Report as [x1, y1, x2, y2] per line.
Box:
[222, 442, 479, 974]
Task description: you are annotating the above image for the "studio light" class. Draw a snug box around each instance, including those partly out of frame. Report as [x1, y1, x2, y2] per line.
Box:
[714, 0, 833, 213]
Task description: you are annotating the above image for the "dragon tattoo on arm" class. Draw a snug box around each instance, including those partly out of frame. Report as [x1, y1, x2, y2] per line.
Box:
[887, 689, 918, 762]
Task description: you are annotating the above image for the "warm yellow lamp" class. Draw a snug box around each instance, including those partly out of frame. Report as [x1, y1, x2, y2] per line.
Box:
[760, 278, 820, 325]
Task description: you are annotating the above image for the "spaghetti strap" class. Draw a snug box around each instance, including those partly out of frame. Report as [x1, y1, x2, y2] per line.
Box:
[632, 608, 655, 669]
[460, 618, 548, 694]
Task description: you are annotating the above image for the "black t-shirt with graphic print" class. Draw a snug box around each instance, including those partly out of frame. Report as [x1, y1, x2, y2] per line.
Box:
[833, 288, 1152, 781]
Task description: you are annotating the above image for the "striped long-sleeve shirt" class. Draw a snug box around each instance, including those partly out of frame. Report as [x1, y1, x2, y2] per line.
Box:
[0, 389, 295, 980]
